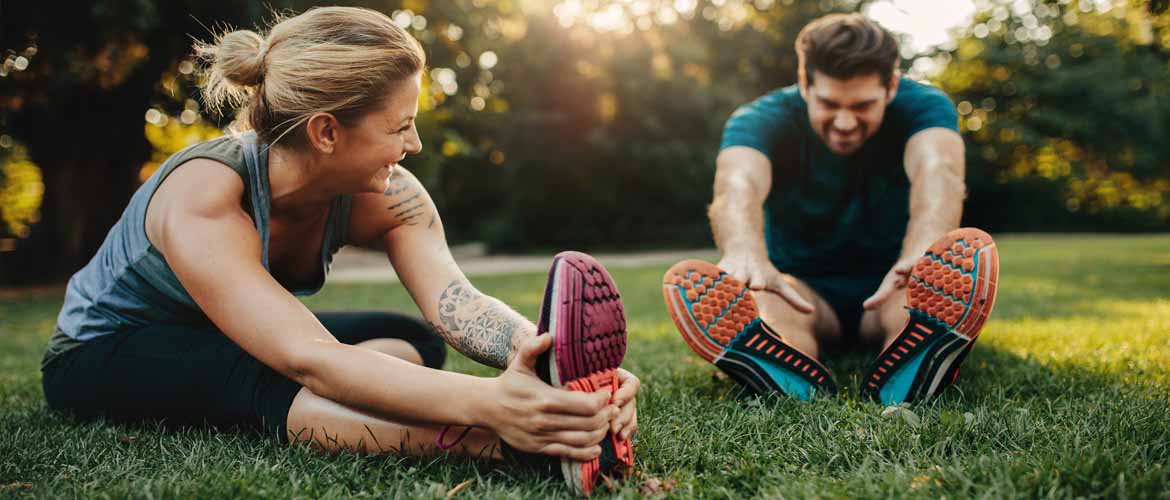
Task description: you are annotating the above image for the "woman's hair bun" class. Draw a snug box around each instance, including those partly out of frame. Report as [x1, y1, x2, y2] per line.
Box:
[210, 29, 267, 87]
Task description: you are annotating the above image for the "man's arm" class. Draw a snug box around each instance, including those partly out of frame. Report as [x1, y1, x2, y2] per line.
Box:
[710, 147, 771, 261]
[900, 128, 966, 259]
[863, 127, 965, 308]
[710, 147, 813, 313]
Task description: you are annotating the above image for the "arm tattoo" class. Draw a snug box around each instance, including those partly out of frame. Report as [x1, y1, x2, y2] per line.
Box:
[431, 279, 522, 368]
[383, 175, 414, 196]
[394, 202, 426, 225]
[386, 192, 420, 211]
[383, 175, 427, 227]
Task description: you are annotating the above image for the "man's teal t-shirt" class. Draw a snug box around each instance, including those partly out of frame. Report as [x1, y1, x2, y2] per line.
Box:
[720, 77, 958, 279]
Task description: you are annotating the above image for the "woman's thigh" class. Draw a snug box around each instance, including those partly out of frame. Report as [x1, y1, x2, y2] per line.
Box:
[42, 310, 445, 438]
[41, 323, 301, 438]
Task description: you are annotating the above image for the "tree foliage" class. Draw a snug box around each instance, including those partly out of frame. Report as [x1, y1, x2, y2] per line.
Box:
[0, 1, 277, 281]
[934, 0, 1170, 230]
[3, 0, 1169, 284]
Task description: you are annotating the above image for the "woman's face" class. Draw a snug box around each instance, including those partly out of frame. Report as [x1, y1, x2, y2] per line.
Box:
[332, 73, 423, 194]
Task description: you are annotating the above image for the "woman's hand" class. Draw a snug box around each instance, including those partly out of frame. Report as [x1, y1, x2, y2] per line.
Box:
[610, 368, 640, 440]
[483, 335, 617, 461]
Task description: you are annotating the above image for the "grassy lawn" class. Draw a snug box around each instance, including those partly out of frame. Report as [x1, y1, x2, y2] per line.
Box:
[2, 234, 1169, 498]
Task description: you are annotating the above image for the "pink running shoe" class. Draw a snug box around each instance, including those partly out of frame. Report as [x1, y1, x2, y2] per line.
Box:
[536, 251, 634, 496]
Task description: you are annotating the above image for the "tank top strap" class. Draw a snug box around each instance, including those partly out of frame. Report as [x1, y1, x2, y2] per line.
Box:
[241, 137, 272, 271]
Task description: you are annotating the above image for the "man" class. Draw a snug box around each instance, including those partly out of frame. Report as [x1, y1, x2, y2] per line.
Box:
[661, 13, 999, 404]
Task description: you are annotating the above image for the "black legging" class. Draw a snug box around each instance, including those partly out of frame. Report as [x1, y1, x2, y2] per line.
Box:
[41, 311, 446, 440]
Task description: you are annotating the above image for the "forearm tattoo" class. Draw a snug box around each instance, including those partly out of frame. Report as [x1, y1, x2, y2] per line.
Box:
[431, 279, 524, 369]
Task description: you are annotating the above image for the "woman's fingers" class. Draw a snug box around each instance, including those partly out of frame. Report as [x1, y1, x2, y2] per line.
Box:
[611, 397, 637, 437]
[610, 369, 639, 436]
[541, 386, 612, 416]
[862, 274, 900, 310]
[546, 426, 610, 447]
[540, 442, 602, 462]
[533, 406, 615, 433]
[612, 369, 640, 407]
[620, 411, 637, 440]
[511, 334, 553, 375]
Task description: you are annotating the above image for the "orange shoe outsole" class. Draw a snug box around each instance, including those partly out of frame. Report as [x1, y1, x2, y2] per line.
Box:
[662, 260, 837, 400]
[862, 228, 1000, 404]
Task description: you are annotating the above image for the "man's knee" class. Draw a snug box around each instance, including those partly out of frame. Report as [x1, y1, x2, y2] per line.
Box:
[755, 278, 836, 334]
[756, 289, 814, 328]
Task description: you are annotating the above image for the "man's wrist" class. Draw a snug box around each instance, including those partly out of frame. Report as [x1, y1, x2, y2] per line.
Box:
[719, 239, 768, 259]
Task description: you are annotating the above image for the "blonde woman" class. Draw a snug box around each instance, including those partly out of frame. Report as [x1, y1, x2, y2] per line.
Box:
[40, 7, 637, 495]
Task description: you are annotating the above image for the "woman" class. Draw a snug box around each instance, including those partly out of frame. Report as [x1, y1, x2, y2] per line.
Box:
[40, 6, 638, 496]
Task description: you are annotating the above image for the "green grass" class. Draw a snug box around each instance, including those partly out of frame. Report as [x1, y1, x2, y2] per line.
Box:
[2, 234, 1169, 498]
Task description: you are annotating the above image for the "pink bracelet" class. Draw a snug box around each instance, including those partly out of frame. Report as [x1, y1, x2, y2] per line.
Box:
[436, 425, 473, 450]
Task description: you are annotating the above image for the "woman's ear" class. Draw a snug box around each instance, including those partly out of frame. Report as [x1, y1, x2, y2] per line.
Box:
[304, 112, 341, 154]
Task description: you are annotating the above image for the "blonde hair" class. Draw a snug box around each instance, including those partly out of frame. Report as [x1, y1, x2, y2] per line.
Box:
[195, 6, 426, 145]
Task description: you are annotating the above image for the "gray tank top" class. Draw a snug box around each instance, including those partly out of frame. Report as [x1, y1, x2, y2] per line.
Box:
[44, 132, 351, 366]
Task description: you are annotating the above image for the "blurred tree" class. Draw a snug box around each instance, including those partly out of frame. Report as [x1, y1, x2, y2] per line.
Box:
[0, 0, 858, 283]
[933, 0, 1170, 230]
[7, 0, 1165, 285]
[0, 1, 280, 282]
[0, 144, 42, 245]
[429, 0, 835, 250]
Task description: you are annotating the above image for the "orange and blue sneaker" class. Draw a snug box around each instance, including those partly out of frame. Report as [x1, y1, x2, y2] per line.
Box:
[861, 228, 1000, 405]
[536, 251, 634, 495]
[662, 260, 837, 400]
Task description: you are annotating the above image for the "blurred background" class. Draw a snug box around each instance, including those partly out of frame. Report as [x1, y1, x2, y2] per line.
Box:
[1, 0, 1167, 285]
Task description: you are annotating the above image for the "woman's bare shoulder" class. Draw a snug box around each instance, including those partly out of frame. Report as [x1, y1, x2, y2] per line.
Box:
[145, 158, 250, 249]
[347, 167, 439, 247]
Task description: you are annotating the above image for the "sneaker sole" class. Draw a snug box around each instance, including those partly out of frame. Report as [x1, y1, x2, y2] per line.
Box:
[862, 228, 1000, 405]
[662, 260, 837, 400]
[538, 251, 634, 496]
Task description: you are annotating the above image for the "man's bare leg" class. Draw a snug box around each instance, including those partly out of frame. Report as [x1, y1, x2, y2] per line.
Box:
[754, 275, 841, 360]
[663, 260, 842, 398]
[859, 287, 910, 351]
[858, 228, 1001, 404]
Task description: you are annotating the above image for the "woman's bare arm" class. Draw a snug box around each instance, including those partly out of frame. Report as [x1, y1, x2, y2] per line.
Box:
[349, 168, 534, 369]
[348, 167, 640, 439]
[145, 160, 550, 431]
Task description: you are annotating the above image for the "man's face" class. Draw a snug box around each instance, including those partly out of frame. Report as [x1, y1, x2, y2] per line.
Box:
[800, 70, 898, 156]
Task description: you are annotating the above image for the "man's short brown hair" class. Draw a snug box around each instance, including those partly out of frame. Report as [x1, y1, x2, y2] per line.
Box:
[795, 13, 899, 87]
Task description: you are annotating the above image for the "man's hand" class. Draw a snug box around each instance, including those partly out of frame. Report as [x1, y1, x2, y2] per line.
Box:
[718, 253, 814, 314]
[862, 257, 917, 310]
